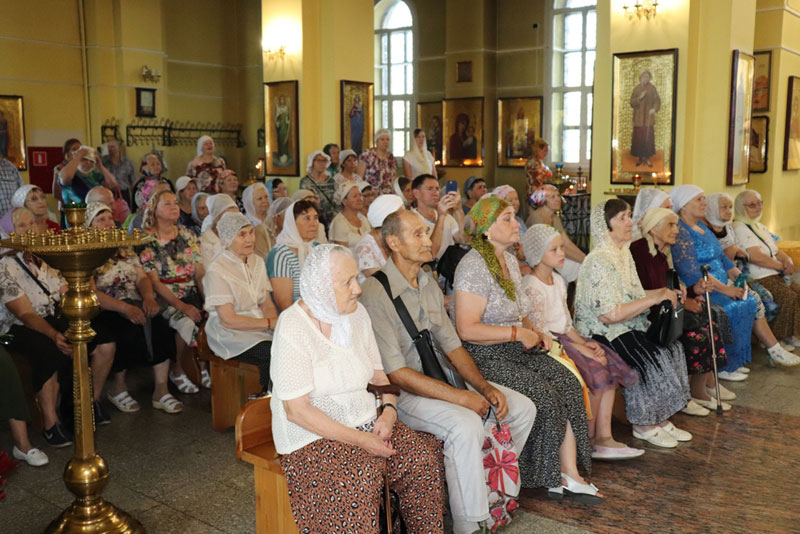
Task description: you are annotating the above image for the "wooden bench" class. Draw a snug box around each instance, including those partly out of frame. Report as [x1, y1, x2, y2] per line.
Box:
[235, 397, 298, 534]
[197, 328, 262, 431]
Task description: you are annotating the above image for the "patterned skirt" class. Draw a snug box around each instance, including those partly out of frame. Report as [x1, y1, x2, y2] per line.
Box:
[462, 341, 592, 489]
[681, 310, 728, 375]
[280, 420, 445, 534]
[594, 331, 690, 426]
[554, 333, 638, 392]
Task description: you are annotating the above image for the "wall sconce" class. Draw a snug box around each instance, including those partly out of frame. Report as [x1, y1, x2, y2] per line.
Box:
[262, 16, 302, 62]
[141, 65, 161, 83]
[622, 1, 659, 21]
[263, 45, 286, 62]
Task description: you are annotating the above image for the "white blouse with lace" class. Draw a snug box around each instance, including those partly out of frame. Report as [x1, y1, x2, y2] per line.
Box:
[270, 302, 383, 455]
[522, 272, 573, 335]
[353, 232, 387, 282]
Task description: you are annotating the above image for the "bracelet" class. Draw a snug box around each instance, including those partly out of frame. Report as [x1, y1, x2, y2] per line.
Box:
[382, 403, 397, 414]
[510, 325, 517, 343]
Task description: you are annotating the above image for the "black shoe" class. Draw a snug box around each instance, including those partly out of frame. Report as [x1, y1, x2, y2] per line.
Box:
[93, 401, 111, 426]
[43, 422, 73, 448]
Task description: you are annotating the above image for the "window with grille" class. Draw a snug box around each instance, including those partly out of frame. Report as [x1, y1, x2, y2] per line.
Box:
[374, 0, 414, 156]
[550, 0, 596, 168]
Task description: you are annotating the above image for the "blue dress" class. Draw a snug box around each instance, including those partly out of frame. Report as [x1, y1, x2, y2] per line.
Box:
[672, 220, 757, 372]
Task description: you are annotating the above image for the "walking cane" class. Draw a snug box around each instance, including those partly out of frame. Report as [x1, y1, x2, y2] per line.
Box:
[700, 265, 724, 415]
[367, 383, 402, 534]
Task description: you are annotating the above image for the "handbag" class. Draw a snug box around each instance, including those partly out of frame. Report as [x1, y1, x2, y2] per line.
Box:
[481, 406, 520, 532]
[646, 268, 684, 346]
[373, 271, 466, 389]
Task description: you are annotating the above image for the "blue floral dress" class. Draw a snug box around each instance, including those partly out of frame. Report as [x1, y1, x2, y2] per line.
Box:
[672, 220, 757, 372]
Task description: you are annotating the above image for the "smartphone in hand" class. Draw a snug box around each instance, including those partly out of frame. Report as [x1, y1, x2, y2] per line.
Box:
[445, 180, 458, 195]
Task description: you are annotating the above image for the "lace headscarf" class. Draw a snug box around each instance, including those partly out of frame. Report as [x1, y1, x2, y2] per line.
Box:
[733, 189, 772, 244]
[242, 182, 268, 227]
[640, 207, 677, 267]
[82, 201, 112, 228]
[467, 197, 517, 301]
[705, 192, 733, 228]
[333, 181, 359, 206]
[632, 188, 669, 229]
[493, 185, 515, 201]
[669, 184, 704, 214]
[520, 224, 560, 267]
[588, 200, 636, 282]
[217, 211, 252, 249]
[299, 244, 356, 348]
[367, 194, 404, 228]
[201, 194, 237, 234]
[191, 192, 209, 225]
[404, 135, 432, 174]
[276, 201, 315, 267]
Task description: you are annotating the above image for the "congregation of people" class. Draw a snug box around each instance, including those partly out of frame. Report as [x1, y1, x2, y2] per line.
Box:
[3, 130, 800, 534]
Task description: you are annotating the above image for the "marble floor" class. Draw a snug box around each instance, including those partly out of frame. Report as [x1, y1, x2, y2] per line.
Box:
[1, 346, 799, 534]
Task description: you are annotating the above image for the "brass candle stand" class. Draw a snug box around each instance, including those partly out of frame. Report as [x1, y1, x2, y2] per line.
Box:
[1, 206, 147, 533]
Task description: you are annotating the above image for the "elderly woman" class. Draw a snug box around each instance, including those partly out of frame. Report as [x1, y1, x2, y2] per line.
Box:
[357, 129, 398, 193]
[175, 176, 198, 230]
[241, 182, 274, 259]
[290, 189, 328, 243]
[270, 244, 445, 533]
[1, 347, 49, 466]
[328, 181, 372, 247]
[138, 189, 208, 393]
[266, 199, 321, 312]
[323, 143, 340, 176]
[186, 135, 227, 193]
[265, 196, 292, 243]
[0, 209, 115, 443]
[526, 184, 585, 282]
[631, 188, 672, 240]
[670, 185, 759, 380]
[132, 154, 173, 203]
[189, 192, 209, 235]
[299, 150, 337, 230]
[199, 194, 239, 268]
[204, 212, 277, 391]
[732, 189, 800, 352]
[265, 178, 288, 201]
[403, 128, 437, 179]
[575, 199, 692, 449]
[453, 197, 603, 502]
[86, 202, 181, 415]
[524, 139, 552, 196]
[354, 194, 405, 281]
[332, 148, 361, 184]
[630, 207, 732, 412]
[58, 145, 119, 204]
[0, 185, 60, 235]
[522, 224, 641, 459]
[494, 185, 526, 233]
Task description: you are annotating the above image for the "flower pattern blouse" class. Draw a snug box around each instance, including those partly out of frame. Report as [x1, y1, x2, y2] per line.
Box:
[186, 158, 227, 193]
[138, 227, 202, 300]
[0, 255, 65, 334]
[358, 148, 398, 193]
[525, 158, 552, 196]
[94, 247, 142, 302]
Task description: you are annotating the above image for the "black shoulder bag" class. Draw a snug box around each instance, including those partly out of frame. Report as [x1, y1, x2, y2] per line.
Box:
[646, 268, 684, 346]
[372, 271, 466, 389]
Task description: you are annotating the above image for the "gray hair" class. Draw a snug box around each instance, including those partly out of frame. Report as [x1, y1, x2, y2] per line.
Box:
[380, 210, 407, 251]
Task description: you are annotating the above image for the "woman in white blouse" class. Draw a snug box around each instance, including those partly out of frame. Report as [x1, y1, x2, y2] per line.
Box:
[204, 212, 277, 391]
[270, 244, 444, 533]
[328, 181, 372, 247]
[199, 194, 238, 268]
[403, 128, 437, 179]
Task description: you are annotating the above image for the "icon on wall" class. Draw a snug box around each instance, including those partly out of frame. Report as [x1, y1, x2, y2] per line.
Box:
[0, 95, 27, 170]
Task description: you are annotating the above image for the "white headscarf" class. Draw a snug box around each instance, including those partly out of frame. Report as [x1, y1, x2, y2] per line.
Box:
[201, 194, 237, 234]
[669, 184, 704, 214]
[632, 188, 669, 230]
[521, 224, 560, 267]
[392, 179, 409, 207]
[196, 135, 214, 157]
[339, 149, 357, 166]
[367, 194, 404, 228]
[403, 134, 432, 176]
[374, 128, 391, 145]
[299, 244, 356, 348]
[306, 150, 331, 174]
[291, 189, 315, 203]
[217, 212, 252, 249]
[11, 185, 40, 209]
[493, 185, 516, 201]
[276, 201, 316, 267]
[266, 196, 292, 236]
[242, 182, 268, 227]
[191, 192, 209, 225]
[333, 181, 359, 206]
[82, 201, 112, 229]
[705, 192, 733, 227]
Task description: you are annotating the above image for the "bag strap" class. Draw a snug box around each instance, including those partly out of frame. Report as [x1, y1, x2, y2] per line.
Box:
[13, 255, 52, 297]
[305, 178, 336, 212]
[373, 270, 422, 340]
[745, 224, 775, 258]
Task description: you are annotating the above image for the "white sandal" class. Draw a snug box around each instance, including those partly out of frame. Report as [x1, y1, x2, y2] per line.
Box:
[548, 473, 603, 504]
[169, 372, 199, 394]
[106, 391, 140, 413]
[200, 369, 211, 389]
[152, 393, 183, 414]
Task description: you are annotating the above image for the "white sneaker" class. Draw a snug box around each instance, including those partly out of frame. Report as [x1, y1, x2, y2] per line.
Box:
[680, 399, 710, 416]
[736, 366, 751, 374]
[718, 370, 748, 381]
[661, 422, 692, 442]
[693, 397, 732, 411]
[768, 347, 800, 367]
[12, 445, 49, 467]
[707, 384, 736, 401]
[632, 427, 678, 448]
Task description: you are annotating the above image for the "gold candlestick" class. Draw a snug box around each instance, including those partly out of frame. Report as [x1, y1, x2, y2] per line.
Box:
[1, 205, 147, 534]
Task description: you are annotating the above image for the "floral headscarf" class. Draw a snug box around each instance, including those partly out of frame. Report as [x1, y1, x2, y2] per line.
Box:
[529, 184, 558, 209]
[467, 197, 516, 301]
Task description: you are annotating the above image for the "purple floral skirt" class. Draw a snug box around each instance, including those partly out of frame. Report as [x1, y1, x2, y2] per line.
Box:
[554, 333, 638, 393]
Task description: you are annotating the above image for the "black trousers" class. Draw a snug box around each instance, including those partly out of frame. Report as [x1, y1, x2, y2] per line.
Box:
[93, 309, 174, 373]
[230, 340, 271, 389]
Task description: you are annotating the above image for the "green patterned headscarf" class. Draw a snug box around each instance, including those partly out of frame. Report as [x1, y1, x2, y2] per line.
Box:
[467, 197, 517, 301]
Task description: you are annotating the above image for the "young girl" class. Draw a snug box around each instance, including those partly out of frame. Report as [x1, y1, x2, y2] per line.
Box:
[521, 224, 642, 460]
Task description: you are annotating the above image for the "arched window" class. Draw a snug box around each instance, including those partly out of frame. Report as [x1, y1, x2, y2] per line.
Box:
[374, 0, 414, 156]
[549, 0, 596, 169]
